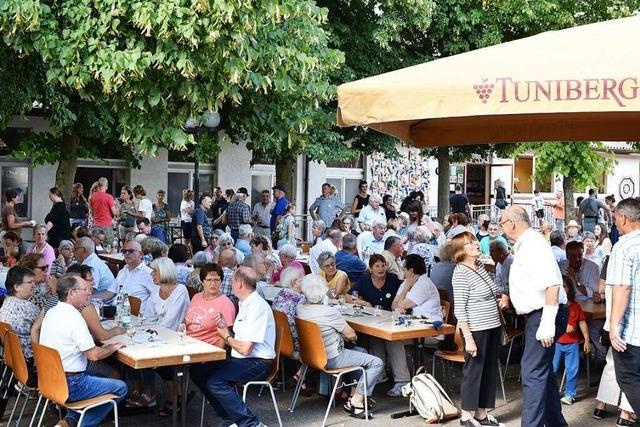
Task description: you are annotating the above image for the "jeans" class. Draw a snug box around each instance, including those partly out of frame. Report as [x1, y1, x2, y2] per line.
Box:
[553, 342, 579, 398]
[190, 358, 271, 427]
[326, 347, 384, 396]
[613, 343, 640, 415]
[65, 373, 127, 427]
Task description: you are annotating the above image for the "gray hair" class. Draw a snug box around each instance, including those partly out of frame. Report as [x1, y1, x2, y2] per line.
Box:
[91, 228, 106, 238]
[431, 221, 443, 231]
[371, 217, 386, 228]
[76, 237, 95, 254]
[414, 226, 432, 243]
[280, 267, 303, 289]
[98, 177, 108, 187]
[504, 206, 530, 226]
[615, 198, 640, 222]
[239, 224, 253, 239]
[342, 233, 357, 250]
[192, 251, 209, 267]
[279, 244, 297, 259]
[141, 237, 168, 258]
[150, 257, 178, 284]
[217, 233, 235, 249]
[312, 219, 326, 231]
[316, 251, 335, 268]
[550, 230, 565, 247]
[242, 253, 265, 271]
[300, 274, 329, 304]
[58, 239, 74, 251]
[56, 273, 83, 302]
[327, 228, 342, 243]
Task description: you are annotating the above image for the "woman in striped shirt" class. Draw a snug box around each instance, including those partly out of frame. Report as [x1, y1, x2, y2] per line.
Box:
[451, 231, 509, 427]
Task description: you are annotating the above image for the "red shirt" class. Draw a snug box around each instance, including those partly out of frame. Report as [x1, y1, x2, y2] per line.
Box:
[557, 301, 585, 344]
[90, 192, 115, 227]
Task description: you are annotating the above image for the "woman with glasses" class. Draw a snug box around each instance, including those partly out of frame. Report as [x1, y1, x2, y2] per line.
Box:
[51, 239, 75, 278]
[318, 251, 349, 296]
[26, 223, 55, 276]
[18, 253, 58, 313]
[212, 232, 244, 265]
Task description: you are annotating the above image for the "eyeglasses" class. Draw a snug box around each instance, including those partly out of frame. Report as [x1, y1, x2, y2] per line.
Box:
[499, 219, 512, 226]
[122, 249, 138, 254]
[18, 279, 35, 286]
[321, 262, 336, 268]
[34, 265, 49, 271]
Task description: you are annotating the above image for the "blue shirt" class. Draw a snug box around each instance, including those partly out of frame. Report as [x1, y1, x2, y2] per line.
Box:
[479, 235, 509, 255]
[82, 253, 117, 297]
[235, 239, 252, 256]
[335, 250, 367, 283]
[271, 197, 289, 231]
[192, 207, 211, 240]
[309, 196, 345, 226]
[349, 273, 401, 311]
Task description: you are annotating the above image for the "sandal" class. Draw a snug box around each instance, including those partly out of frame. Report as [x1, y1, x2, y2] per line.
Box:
[343, 399, 371, 419]
[158, 403, 173, 417]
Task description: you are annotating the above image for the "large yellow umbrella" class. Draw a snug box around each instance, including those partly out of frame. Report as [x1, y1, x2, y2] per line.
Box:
[337, 15, 640, 147]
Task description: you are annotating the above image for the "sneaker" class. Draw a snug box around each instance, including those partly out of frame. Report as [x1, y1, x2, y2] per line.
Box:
[386, 381, 409, 397]
[460, 418, 481, 427]
[138, 393, 157, 407]
[474, 414, 505, 427]
[593, 408, 609, 419]
[560, 395, 575, 406]
[617, 417, 637, 426]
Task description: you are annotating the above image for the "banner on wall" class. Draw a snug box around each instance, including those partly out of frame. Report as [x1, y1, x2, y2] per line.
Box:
[369, 149, 430, 205]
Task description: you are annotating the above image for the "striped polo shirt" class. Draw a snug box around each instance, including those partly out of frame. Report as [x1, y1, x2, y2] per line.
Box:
[452, 263, 502, 332]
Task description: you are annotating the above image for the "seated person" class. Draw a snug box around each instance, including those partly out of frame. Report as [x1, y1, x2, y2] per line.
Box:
[40, 274, 127, 427]
[297, 274, 383, 419]
[479, 222, 509, 255]
[190, 267, 275, 427]
[271, 244, 305, 284]
[2, 230, 28, 266]
[317, 251, 349, 296]
[335, 233, 367, 284]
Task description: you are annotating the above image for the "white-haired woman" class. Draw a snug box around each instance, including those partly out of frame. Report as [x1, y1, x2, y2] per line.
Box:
[297, 274, 384, 419]
[317, 251, 349, 296]
[357, 194, 386, 225]
[409, 225, 435, 270]
[211, 232, 244, 265]
[50, 239, 75, 278]
[242, 252, 269, 282]
[311, 219, 326, 245]
[271, 244, 305, 284]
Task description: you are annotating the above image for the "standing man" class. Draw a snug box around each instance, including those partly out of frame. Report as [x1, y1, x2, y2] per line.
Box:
[308, 183, 345, 227]
[211, 187, 228, 233]
[270, 184, 289, 237]
[501, 206, 568, 427]
[193, 195, 212, 253]
[449, 184, 470, 216]
[90, 177, 119, 247]
[607, 198, 640, 415]
[40, 274, 127, 427]
[190, 267, 275, 427]
[552, 190, 565, 231]
[225, 188, 251, 241]
[252, 190, 273, 239]
[579, 189, 610, 233]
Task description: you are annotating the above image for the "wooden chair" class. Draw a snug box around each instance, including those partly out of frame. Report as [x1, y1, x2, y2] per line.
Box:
[4, 330, 40, 426]
[32, 342, 120, 427]
[187, 286, 198, 301]
[289, 318, 370, 425]
[441, 301, 451, 324]
[273, 310, 297, 392]
[241, 326, 284, 427]
[437, 289, 450, 303]
[127, 295, 141, 317]
[0, 321, 12, 391]
[299, 243, 312, 255]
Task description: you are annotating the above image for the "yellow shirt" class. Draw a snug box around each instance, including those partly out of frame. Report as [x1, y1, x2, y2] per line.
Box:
[319, 269, 350, 295]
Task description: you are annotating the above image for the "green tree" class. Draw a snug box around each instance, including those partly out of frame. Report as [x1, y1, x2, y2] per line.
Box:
[0, 0, 343, 198]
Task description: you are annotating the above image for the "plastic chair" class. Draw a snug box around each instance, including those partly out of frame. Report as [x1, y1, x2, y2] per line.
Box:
[127, 295, 141, 317]
[273, 310, 298, 392]
[0, 321, 11, 389]
[4, 330, 40, 427]
[241, 326, 284, 427]
[289, 318, 370, 425]
[31, 342, 120, 427]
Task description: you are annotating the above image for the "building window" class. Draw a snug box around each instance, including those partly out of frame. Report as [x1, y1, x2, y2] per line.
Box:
[326, 168, 364, 208]
[1, 166, 30, 217]
[74, 167, 128, 198]
[513, 157, 533, 194]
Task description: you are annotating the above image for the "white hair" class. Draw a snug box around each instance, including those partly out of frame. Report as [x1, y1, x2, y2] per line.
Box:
[312, 219, 326, 231]
[217, 233, 235, 249]
[300, 274, 329, 304]
[280, 267, 304, 289]
[279, 244, 297, 259]
[414, 226, 432, 243]
[370, 194, 382, 204]
[431, 221, 444, 231]
[150, 257, 178, 284]
[58, 239, 74, 251]
[371, 217, 386, 228]
[239, 224, 253, 238]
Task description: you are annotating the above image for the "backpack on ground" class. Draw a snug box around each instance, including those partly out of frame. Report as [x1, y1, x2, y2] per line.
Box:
[401, 367, 459, 423]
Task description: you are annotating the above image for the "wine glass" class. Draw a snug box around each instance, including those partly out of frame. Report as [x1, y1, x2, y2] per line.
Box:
[126, 327, 136, 344]
[177, 323, 187, 344]
[351, 291, 359, 303]
[338, 295, 345, 311]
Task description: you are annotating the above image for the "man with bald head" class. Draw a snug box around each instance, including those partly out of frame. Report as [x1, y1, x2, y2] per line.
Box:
[74, 236, 117, 302]
[219, 248, 237, 301]
[115, 240, 155, 312]
[190, 266, 275, 427]
[500, 206, 568, 427]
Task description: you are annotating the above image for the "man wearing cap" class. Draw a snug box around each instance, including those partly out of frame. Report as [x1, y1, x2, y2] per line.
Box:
[226, 188, 251, 241]
[270, 184, 289, 237]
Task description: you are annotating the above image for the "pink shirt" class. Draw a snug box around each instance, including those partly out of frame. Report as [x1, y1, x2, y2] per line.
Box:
[185, 293, 236, 347]
[271, 261, 306, 283]
[27, 243, 56, 276]
[90, 191, 115, 227]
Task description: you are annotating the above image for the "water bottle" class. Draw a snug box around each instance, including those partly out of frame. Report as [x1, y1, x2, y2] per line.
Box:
[121, 294, 131, 329]
[115, 289, 125, 326]
[112, 236, 119, 253]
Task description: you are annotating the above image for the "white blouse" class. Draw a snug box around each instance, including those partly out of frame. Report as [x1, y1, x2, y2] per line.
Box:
[144, 285, 190, 331]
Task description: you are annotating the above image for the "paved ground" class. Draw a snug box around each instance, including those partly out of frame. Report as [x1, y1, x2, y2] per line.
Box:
[2, 361, 610, 427]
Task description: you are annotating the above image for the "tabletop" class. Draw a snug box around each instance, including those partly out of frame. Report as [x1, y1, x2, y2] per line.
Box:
[101, 320, 226, 369]
[98, 252, 125, 265]
[578, 299, 606, 321]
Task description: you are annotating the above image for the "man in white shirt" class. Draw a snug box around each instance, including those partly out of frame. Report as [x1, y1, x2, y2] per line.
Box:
[550, 230, 567, 262]
[190, 267, 275, 427]
[252, 190, 274, 239]
[360, 219, 387, 265]
[558, 240, 600, 301]
[501, 206, 568, 427]
[309, 228, 342, 273]
[116, 240, 156, 312]
[73, 237, 117, 302]
[40, 274, 126, 427]
[489, 240, 513, 294]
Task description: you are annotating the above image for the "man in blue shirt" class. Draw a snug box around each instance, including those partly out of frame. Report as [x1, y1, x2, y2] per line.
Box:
[193, 195, 212, 253]
[270, 184, 289, 232]
[335, 233, 367, 283]
[308, 183, 345, 227]
[73, 237, 117, 302]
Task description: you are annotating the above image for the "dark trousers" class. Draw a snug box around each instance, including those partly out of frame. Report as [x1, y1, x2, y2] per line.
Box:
[190, 358, 271, 427]
[613, 343, 640, 415]
[521, 305, 569, 427]
[230, 229, 240, 241]
[461, 327, 501, 411]
[192, 237, 207, 254]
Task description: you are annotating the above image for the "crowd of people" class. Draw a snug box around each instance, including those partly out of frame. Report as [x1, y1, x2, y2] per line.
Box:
[0, 177, 638, 427]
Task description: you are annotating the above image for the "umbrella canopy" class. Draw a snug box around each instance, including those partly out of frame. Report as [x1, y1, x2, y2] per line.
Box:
[336, 16, 640, 147]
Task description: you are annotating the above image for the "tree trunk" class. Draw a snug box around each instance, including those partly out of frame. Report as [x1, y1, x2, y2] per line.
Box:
[275, 155, 296, 203]
[56, 134, 79, 203]
[563, 174, 575, 223]
[437, 147, 450, 220]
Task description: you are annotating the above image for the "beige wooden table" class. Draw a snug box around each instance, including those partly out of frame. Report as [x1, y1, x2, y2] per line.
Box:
[102, 320, 226, 427]
[579, 299, 606, 321]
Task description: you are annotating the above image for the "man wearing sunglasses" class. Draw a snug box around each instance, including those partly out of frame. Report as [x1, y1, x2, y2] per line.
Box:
[114, 241, 155, 313]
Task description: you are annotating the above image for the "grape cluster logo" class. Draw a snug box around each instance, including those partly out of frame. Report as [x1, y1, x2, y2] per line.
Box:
[473, 79, 495, 103]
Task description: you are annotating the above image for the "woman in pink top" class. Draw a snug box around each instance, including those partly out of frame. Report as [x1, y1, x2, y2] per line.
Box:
[185, 263, 236, 347]
[26, 224, 55, 276]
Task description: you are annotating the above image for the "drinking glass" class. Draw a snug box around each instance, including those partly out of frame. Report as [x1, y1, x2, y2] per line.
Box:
[373, 305, 382, 317]
[338, 295, 345, 309]
[126, 327, 136, 344]
[352, 291, 359, 302]
[392, 309, 401, 325]
[177, 323, 187, 344]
